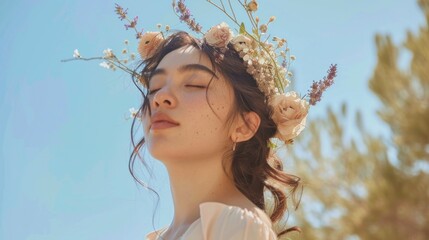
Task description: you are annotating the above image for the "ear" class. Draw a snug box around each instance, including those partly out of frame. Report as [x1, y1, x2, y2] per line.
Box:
[230, 111, 261, 143]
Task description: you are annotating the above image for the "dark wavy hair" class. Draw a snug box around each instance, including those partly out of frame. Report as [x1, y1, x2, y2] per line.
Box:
[129, 31, 302, 238]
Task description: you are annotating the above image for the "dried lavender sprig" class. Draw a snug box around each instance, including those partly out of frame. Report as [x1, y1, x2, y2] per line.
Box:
[173, 0, 202, 33]
[308, 64, 337, 106]
[115, 3, 143, 38]
[125, 16, 138, 30]
[115, 3, 128, 20]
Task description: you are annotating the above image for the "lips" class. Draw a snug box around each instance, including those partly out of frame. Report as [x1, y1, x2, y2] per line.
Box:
[150, 112, 179, 130]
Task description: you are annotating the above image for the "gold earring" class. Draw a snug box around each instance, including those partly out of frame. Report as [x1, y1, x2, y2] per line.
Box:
[232, 137, 238, 151]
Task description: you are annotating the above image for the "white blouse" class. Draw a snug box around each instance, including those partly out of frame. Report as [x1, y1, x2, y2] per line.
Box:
[145, 202, 278, 240]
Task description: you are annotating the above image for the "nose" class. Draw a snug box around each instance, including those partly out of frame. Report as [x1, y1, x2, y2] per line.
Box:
[152, 86, 177, 109]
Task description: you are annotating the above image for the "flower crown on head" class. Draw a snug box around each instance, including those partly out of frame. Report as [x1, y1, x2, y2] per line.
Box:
[62, 0, 337, 145]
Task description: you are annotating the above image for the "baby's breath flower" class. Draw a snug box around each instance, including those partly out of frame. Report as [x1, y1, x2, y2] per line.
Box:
[124, 40, 129, 45]
[99, 61, 111, 69]
[130, 53, 136, 60]
[122, 49, 127, 54]
[123, 59, 128, 64]
[157, 23, 162, 29]
[73, 49, 81, 58]
[165, 25, 170, 31]
[129, 107, 138, 118]
[103, 48, 115, 59]
[247, 0, 258, 11]
[290, 55, 296, 61]
[255, 16, 260, 23]
[259, 24, 268, 33]
[269, 16, 276, 22]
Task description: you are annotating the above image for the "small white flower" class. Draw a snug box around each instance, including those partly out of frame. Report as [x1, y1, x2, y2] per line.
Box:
[290, 55, 296, 61]
[99, 61, 111, 69]
[130, 53, 136, 60]
[129, 107, 138, 118]
[73, 49, 81, 58]
[122, 49, 127, 54]
[124, 40, 129, 45]
[259, 24, 268, 33]
[103, 48, 114, 59]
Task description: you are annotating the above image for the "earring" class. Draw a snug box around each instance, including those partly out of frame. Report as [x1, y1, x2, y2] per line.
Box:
[232, 137, 238, 151]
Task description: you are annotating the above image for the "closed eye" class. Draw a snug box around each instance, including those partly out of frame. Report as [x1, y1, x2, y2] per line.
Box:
[148, 85, 206, 95]
[148, 89, 159, 95]
[186, 85, 206, 88]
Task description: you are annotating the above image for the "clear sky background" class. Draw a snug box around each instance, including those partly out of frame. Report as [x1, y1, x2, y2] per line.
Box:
[0, 0, 426, 239]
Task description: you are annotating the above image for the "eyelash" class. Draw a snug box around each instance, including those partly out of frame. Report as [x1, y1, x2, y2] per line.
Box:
[148, 85, 206, 95]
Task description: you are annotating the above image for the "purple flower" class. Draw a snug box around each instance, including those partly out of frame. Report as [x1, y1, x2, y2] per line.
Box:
[125, 16, 138, 30]
[174, 0, 202, 33]
[308, 64, 337, 106]
[114, 3, 128, 21]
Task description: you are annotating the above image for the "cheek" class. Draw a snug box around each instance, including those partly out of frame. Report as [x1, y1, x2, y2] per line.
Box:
[183, 99, 227, 136]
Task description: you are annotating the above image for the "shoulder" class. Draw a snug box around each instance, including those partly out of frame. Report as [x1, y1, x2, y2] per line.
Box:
[199, 202, 278, 240]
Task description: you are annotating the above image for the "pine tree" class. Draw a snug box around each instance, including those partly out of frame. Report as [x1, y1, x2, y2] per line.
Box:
[280, 0, 429, 239]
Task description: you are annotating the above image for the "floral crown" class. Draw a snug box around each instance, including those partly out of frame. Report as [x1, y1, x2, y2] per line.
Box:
[63, 0, 337, 145]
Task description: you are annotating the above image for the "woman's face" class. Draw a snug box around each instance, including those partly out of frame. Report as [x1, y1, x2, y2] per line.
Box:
[142, 45, 236, 164]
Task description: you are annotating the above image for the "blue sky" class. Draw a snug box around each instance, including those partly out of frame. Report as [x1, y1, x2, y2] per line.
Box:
[0, 0, 426, 239]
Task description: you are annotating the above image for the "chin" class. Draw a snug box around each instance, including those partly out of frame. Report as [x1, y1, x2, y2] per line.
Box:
[149, 148, 193, 163]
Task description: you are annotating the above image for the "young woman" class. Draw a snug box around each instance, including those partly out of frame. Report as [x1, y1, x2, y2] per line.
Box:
[66, 2, 335, 239]
[133, 31, 302, 240]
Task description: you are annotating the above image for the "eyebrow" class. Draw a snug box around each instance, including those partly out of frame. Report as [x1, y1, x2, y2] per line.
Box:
[149, 63, 218, 80]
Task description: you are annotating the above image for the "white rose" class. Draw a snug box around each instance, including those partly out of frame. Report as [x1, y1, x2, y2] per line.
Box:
[231, 34, 253, 52]
[204, 22, 234, 48]
[269, 91, 309, 141]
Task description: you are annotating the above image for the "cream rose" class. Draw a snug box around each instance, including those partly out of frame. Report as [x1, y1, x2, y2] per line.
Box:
[204, 22, 234, 48]
[138, 32, 164, 59]
[269, 91, 309, 141]
[231, 34, 253, 52]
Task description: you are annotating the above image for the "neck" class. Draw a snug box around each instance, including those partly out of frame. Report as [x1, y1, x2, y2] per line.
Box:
[164, 155, 242, 230]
